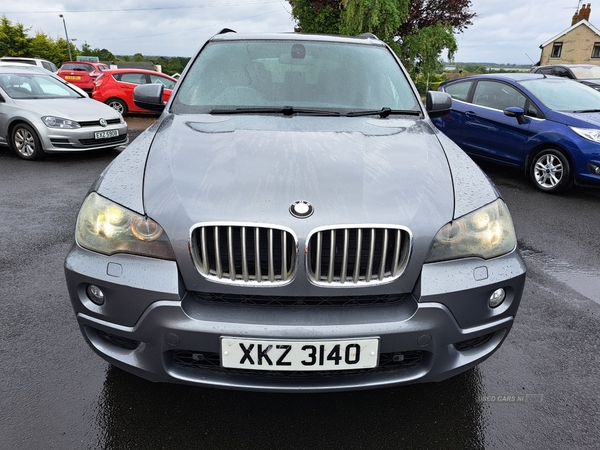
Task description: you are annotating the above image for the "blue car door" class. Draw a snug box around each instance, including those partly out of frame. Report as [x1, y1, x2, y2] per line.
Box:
[435, 80, 474, 146]
[460, 80, 533, 167]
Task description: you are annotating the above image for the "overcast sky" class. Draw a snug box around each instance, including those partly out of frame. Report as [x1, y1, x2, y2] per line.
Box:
[1, 0, 591, 64]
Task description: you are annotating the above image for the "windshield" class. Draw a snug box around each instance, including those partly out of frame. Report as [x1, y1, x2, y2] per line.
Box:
[0, 73, 82, 99]
[172, 40, 419, 114]
[520, 77, 600, 111]
[570, 65, 600, 79]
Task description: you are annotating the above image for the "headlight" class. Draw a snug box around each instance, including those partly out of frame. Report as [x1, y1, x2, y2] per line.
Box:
[75, 192, 175, 260]
[425, 199, 517, 263]
[42, 116, 81, 129]
[570, 126, 600, 143]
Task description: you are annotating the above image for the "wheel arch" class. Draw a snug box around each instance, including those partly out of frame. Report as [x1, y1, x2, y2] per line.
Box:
[105, 97, 128, 114]
[524, 142, 575, 176]
[6, 118, 40, 150]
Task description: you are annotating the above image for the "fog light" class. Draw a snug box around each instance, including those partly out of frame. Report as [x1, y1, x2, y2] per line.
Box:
[588, 163, 600, 175]
[489, 288, 506, 308]
[86, 284, 105, 305]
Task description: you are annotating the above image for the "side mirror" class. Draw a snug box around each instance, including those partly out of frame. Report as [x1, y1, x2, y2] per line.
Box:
[504, 107, 526, 125]
[134, 83, 166, 112]
[426, 91, 452, 118]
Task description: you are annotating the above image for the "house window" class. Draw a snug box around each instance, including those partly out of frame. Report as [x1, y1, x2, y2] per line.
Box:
[551, 42, 563, 58]
[592, 43, 600, 58]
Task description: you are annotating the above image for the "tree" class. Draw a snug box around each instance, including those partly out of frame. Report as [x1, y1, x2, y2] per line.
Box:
[288, 0, 342, 34]
[30, 31, 66, 63]
[80, 42, 116, 61]
[0, 16, 30, 57]
[402, 22, 457, 89]
[287, 0, 475, 79]
[340, 0, 409, 50]
[398, 0, 474, 37]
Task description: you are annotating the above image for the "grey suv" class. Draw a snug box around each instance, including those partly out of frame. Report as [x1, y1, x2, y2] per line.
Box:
[65, 30, 526, 392]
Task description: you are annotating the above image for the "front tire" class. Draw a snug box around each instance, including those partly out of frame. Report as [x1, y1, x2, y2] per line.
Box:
[106, 98, 128, 115]
[11, 123, 44, 160]
[530, 149, 573, 193]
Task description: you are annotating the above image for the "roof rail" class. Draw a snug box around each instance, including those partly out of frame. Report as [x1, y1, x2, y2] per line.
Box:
[357, 33, 379, 40]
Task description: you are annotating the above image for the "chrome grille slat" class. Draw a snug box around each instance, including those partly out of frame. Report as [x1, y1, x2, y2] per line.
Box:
[227, 226, 235, 281]
[241, 227, 249, 282]
[353, 229, 362, 284]
[341, 230, 349, 284]
[327, 229, 335, 283]
[307, 226, 411, 286]
[281, 231, 288, 282]
[214, 226, 222, 279]
[392, 229, 401, 275]
[268, 229, 274, 282]
[200, 227, 209, 274]
[192, 224, 296, 285]
[378, 229, 389, 281]
[315, 232, 322, 281]
[255, 228, 261, 282]
[366, 228, 375, 282]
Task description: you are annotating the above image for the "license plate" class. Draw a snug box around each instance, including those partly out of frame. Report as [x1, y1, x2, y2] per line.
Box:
[95, 130, 119, 139]
[221, 337, 379, 371]
[65, 75, 81, 80]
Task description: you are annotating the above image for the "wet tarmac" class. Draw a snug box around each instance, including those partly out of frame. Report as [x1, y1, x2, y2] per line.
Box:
[1, 118, 598, 449]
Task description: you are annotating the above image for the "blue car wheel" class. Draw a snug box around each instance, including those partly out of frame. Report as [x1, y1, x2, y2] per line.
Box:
[530, 148, 573, 193]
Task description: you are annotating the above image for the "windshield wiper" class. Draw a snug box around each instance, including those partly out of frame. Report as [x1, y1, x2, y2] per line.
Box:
[572, 109, 600, 113]
[210, 106, 340, 116]
[346, 108, 422, 118]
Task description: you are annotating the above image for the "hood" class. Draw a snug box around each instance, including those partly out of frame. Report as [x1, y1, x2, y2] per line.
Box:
[143, 114, 455, 234]
[550, 109, 600, 128]
[14, 97, 122, 121]
[140, 114, 458, 296]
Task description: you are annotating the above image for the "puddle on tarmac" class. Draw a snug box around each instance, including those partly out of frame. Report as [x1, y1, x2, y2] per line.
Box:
[521, 248, 600, 305]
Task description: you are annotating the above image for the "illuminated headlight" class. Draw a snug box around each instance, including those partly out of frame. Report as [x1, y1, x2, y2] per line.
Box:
[425, 199, 517, 263]
[570, 126, 600, 143]
[75, 192, 175, 260]
[42, 116, 81, 129]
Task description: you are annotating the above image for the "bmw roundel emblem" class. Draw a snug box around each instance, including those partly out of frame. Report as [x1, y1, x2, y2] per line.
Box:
[290, 200, 314, 218]
[99, 118, 108, 127]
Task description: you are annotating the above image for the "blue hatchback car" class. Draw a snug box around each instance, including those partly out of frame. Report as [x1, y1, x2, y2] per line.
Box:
[433, 73, 600, 193]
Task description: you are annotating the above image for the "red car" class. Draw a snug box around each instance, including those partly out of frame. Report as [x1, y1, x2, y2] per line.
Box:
[92, 69, 177, 114]
[57, 61, 110, 95]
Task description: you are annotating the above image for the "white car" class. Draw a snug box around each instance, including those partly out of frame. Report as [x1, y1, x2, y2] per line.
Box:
[0, 56, 58, 72]
[0, 66, 128, 160]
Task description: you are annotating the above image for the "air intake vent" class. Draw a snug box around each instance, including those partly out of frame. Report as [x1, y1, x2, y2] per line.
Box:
[191, 224, 297, 285]
[307, 226, 411, 285]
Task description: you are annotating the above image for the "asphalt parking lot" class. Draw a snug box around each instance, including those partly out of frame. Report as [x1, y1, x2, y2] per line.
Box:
[1, 115, 599, 449]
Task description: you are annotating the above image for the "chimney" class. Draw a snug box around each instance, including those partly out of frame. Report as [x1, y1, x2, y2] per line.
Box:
[581, 3, 592, 21]
[573, 3, 592, 25]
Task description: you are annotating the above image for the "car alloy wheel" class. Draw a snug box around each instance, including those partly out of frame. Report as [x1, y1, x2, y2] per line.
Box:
[12, 123, 44, 160]
[530, 149, 572, 193]
[106, 98, 127, 115]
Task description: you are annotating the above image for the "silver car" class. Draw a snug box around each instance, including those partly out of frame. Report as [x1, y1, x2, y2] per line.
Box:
[0, 67, 128, 160]
[65, 31, 526, 392]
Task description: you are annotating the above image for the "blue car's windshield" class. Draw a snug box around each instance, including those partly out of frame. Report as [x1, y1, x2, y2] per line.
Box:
[173, 39, 420, 114]
[520, 77, 600, 112]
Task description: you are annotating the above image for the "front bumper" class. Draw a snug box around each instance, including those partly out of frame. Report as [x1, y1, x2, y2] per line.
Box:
[34, 122, 128, 153]
[65, 246, 526, 392]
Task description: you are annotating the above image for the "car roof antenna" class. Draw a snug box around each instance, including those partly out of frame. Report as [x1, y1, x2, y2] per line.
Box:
[218, 28, 236, 35]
